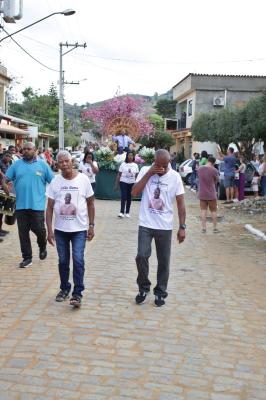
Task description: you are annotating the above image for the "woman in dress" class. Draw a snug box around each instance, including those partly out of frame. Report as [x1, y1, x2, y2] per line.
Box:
[78, 151, 99, 191]
[115, 151, 139, 218]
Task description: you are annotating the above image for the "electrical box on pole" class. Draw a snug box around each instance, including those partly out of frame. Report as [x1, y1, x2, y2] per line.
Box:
[1, 0, 23, 23]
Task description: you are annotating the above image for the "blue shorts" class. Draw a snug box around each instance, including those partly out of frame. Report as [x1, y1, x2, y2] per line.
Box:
[224, 175, 235, 188]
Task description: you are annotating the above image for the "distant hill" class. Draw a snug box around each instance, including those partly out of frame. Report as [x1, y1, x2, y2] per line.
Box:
[64, 89, 173, 121]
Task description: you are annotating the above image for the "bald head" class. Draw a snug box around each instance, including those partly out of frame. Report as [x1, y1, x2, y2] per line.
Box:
[22, 142, 36, 161]
[154, 149, 170, 176]
[155, 149, 170, 161]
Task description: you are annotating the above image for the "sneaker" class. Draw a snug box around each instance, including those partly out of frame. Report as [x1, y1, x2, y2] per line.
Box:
[0, 232, 6, 237]
[0, 238, 3, 243]
[213, 228, 220, 233]
[118, 213, 124, 218]
[19, 259, 32, 268]
[55, 289, 70, 302]
[70, 294, 82, 308]
[154, 295, 165, 307]
[201, 228, 206, 233]
[0, 229, 9, 234]
[39, 248, 47, 260]
[125, 213, 130, 218]
[135, 291, 149, 305]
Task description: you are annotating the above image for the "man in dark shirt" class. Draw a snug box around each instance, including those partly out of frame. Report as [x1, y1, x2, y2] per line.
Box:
[217, 146, 236, 203]
[198, 156, 219, 233]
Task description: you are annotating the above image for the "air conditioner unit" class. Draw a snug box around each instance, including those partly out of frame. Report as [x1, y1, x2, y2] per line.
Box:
[213, 96, 225, 106]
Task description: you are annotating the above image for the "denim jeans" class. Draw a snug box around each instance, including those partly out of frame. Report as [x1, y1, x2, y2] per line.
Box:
[120, 182, 134, 214]
[135, 226, 172, 297]
[16, 210, 47, 260]
[261, 176, 266, 196]
[54, 229, 87, 296]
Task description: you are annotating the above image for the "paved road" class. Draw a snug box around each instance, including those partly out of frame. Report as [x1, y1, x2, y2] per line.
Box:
[0, 192, 265, 400]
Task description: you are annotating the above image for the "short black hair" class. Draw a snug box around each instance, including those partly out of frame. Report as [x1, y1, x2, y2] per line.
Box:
[125, 151, 135, 163]
[228, 147, 235, 154]
[201, 150, 208, 158]
[83, 151, 94, 163]
[208, 155, 216, 165]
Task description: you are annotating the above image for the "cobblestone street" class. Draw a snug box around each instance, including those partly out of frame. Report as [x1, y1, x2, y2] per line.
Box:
[0, 192, 266, 400]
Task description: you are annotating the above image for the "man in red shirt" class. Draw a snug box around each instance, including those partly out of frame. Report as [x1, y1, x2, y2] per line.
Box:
[198, 156, 219, 233]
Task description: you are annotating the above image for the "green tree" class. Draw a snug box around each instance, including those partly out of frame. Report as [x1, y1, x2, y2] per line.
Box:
[155, 99, 177, 118]
[140, 131, 175, 150]
[149, 113, 164, 131]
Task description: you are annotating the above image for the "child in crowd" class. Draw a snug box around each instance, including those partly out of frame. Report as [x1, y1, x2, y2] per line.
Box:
[251, 171, 260, 198]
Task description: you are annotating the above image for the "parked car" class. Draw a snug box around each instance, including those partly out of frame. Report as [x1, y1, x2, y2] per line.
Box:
[217, 161, 256, 200]
[179, 159, 193, 184]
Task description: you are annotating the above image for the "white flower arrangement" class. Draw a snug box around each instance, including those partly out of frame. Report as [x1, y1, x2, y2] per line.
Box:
[138, 147, 155, 165]
[95, 146, 114, 162]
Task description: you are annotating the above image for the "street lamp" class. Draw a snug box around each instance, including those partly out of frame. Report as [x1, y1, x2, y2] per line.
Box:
[0, 9, 76, 43]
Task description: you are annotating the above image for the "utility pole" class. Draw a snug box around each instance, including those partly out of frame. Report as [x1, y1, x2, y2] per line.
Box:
[58, 42, 86, 150]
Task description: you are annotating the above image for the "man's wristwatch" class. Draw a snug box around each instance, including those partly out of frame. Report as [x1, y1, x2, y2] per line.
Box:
[89, 223, 95, 228]
[179, 224, 186, 230]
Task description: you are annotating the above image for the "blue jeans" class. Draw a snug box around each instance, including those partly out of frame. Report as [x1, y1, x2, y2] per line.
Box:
[261, 175, 266, 196]
[54, 230, 87, 296]
[120, 181, 134, 214]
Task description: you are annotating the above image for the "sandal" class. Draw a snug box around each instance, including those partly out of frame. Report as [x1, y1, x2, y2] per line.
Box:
[70, 295, 82, 308]
[55, 290, 70, 302]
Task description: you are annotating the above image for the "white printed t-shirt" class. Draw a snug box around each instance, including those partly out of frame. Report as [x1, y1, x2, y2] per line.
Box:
[119, 162, 139, 184]
[136, 166, 184, 230]
[46, 173, 94, 232]
[79, 161, 98, 183]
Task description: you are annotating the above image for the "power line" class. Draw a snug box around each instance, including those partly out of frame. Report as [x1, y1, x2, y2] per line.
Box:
[9, 33, 266, 66]
[0, 27, 59, 72]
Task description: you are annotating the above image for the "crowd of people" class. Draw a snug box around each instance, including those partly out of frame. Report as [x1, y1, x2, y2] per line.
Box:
[1, 137, 265, 307]
[189, 148, 266, 201]
[0, 142, 186, 308]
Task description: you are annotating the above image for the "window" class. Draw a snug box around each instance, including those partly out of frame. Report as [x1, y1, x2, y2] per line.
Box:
[188, 100, 193, 117]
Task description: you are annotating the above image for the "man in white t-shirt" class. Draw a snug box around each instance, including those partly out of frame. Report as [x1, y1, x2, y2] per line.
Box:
[132, 149, 186, 307]
[46, 150, 95, 308]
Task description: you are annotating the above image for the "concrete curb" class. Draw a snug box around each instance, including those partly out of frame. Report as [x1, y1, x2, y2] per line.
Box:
[245, 224, 266, 241]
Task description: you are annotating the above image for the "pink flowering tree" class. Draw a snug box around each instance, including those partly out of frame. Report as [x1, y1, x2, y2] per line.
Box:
[81, 96, 154, 140]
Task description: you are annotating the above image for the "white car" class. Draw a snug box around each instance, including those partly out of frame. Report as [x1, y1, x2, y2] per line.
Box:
[178, 159, 193, 184]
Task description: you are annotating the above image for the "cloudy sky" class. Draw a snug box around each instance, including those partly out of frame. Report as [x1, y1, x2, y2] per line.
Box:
[1, 0, 266, 105]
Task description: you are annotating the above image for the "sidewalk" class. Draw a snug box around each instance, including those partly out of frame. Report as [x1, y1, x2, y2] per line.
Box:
[0, 196, 265, 399]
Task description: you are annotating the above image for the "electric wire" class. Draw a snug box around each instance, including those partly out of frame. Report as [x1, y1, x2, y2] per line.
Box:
[1, 27, 59, 72]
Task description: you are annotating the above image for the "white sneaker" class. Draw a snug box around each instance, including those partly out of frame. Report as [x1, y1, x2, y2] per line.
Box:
[125, 214, 130, 218]
[118, 213, 124, 218]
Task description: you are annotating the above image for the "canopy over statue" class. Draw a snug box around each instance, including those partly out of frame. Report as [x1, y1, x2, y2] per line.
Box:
[82, 95, 154, 142]
[105, 116, 140, 141]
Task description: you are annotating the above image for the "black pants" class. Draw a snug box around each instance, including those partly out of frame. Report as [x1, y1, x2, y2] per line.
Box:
[16, 210, 47, 260]
[120, 182, 134, 214]
[136, 226, 172, 297]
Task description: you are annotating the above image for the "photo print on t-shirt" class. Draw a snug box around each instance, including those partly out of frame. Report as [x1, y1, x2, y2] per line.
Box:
[148, 179, 168, 214]
[59, 185, 79, 220]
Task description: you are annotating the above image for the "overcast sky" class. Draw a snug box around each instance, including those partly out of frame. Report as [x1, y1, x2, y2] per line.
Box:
[1, 0, 266, 105]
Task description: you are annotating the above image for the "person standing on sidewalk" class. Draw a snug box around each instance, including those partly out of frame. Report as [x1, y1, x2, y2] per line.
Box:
[132, 149, 186, 307]
[198, 156, 219, 233]
[46, 150, 95, 307]
[217, 146, 236, 203]
[3, 142, 54, 268]
[115, 151, 139, 218]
